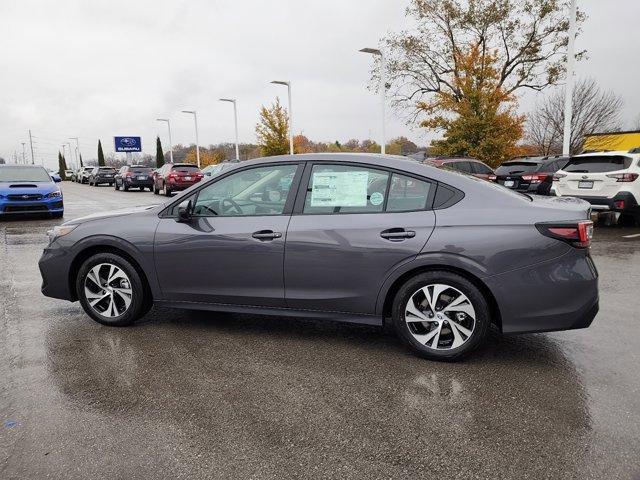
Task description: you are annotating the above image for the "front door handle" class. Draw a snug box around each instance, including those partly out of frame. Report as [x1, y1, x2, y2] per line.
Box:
[252, 230, 283, 240]
[380, 229, 416, 240]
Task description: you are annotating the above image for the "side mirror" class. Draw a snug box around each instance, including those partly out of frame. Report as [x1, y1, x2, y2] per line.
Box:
[177, 200, 193, 223]
[54, 176, 62, 183]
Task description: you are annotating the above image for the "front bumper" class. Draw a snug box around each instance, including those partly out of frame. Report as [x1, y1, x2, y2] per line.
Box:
[0, 198, 64, 215]
[39, 244, 74, 300]
[485, 248, 599, 334]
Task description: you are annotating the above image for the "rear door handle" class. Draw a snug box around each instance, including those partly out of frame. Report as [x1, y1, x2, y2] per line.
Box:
[252, 230, 282, 240]
[380, 229, 416, 240]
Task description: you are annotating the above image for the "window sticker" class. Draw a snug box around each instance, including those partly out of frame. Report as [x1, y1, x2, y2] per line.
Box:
[369, 191, 384, 206]
[310, 170, 369, 207]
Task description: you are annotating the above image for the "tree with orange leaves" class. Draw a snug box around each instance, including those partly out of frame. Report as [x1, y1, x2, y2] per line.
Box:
[419, 46, 525, 166]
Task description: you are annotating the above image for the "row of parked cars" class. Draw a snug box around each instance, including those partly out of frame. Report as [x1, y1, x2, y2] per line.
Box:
[426, 150, 640, 223]
[69, 163, 237, 196]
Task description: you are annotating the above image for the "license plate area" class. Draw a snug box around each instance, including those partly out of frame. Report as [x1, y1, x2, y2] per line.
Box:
[578, 181, 594, 189]
[503, 180, 515, 187]
[184, 176, 192, 181]
[137, 176, 146, 180]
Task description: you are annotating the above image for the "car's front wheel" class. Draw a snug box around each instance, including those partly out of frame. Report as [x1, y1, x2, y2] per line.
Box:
[76, 253, 150, 326]
[392, 271, 490, 361]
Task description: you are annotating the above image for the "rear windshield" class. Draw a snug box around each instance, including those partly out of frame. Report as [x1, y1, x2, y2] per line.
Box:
[495, 162, 539, 175]
[172, 165, 199, 172]
[130, 167, 153, 174]
[0, 167, 52, 182]
[563, 155, 632, 173]
[99, 167, 116, 172]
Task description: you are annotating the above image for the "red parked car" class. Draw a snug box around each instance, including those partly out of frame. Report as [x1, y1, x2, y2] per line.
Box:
[424, 157, 496, 181]
[152, 163, 203, 196]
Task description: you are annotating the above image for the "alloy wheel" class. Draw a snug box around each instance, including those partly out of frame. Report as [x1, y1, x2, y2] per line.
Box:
[404, 283, 476, 350]
[83, 263, 133, 317]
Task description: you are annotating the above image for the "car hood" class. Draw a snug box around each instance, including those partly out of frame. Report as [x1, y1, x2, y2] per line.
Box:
[65, 204, 160, 225]
[0, 181, 59, 195]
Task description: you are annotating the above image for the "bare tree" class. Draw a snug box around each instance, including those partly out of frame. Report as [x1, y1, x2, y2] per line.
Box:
[526, 78, 623, 155]
[380, 0, 586, 121]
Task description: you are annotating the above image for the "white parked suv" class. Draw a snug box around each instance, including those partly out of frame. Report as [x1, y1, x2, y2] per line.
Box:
[553, 150, 640, 222]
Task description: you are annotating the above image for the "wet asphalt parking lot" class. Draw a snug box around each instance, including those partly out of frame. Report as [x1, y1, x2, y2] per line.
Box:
[1, 182, 639, 479]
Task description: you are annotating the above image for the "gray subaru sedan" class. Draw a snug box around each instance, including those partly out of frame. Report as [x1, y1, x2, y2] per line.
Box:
[39, 154, 598, 360]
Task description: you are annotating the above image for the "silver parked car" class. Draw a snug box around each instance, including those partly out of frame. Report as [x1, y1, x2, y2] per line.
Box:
[39, 154, 598, 360]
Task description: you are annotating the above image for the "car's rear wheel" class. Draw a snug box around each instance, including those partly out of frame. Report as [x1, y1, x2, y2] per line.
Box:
[76, 253, 150, 326]
[153, 183, 159, 195]
[164, 183, 172, 196]
[392, 271, 490, 361]
[123, 183, 129, 191]
[114, 181, 119, 190]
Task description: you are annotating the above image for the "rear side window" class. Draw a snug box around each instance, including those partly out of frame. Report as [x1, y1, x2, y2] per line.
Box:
[470, 162, 492, 174]
[563, 156, 632, 173]
[387, 174, 431, 211]
[303, 164, 389, 214]
[495, 162, 538, 174]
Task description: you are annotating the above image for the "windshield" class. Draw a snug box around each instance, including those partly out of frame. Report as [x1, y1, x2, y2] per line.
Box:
[495, 162, 539, 175]
[0, 167, 52, 182]
[563, 155, 632, 173]
[172, 165, 199, 173]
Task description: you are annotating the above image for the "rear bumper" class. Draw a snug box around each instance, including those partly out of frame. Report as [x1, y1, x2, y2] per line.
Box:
[124, 178, 153, 187]
[93, 177, 115, 183]
[560, 191, 640, 213]
[167, 180, 200, 191]
[485, 248, 599, 334]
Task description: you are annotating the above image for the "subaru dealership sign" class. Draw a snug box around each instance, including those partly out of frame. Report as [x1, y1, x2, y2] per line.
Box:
[114, 136, 142, 152]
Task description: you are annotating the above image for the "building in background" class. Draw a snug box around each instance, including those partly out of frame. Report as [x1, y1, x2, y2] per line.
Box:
[583, 131, 640, 152]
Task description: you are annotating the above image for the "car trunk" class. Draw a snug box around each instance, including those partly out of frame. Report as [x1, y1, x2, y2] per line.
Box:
[528, 195, 592, 222]
[555, 155, 632, 198]
[495, 162, 539, 190]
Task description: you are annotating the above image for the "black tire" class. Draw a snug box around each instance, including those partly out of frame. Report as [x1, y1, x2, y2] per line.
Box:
[123, 184, 129, 192]
[392, 270, 490, 361]
[164, 183, 172, 196]
[50, 212, 64, 219]
[76, 253, 150, 327]
[153, 183, 159, 195]
[114, 181, 119, 191]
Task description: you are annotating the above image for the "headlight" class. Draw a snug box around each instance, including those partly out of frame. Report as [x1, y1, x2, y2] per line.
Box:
[45, 190, 62, 199]
[46, 224, 77, 241]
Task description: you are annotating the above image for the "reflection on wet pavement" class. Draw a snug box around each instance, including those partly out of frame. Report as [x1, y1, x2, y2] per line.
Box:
[1, 182, 639, 479]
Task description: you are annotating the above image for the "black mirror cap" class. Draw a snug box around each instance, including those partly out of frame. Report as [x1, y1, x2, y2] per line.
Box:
[176, 200, 193, 223]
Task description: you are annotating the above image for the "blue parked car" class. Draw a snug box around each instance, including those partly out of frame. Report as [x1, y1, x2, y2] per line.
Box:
[0, 165, 64, 218]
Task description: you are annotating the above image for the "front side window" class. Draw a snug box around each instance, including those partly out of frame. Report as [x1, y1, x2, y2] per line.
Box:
[191, 164, 298, 217]
[303, 164, 389, 214]
[387, 174, 431, 211]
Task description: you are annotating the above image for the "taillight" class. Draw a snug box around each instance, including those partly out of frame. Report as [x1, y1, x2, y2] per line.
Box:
[487, 174, 497, 181]
[536, 220, 593, 248]
[553, 173, 567, 182]
[196, 172, 204, 178]
[125, 172, 133, 177]
[168, 173, 178, 179]
[522, 173, 549, 184]
[606, 173, 639, 182]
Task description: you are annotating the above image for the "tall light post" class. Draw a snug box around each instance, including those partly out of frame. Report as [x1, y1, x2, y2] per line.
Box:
[21, 142, 26, 163]
[181, 110, 200, 168]
[359, 47, 386, 154]
[219, 98, 240, 160]
[69, 137, 83, 167]
[156, 118, 174, 163]
[271, 80, 294, 155]
[562, 0, 578, 156]
[61, 144, 68, 167]
[64, 142, 73, 168]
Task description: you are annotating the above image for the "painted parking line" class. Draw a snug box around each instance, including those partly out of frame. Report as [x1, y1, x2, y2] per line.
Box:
[622, 233, 640, 239]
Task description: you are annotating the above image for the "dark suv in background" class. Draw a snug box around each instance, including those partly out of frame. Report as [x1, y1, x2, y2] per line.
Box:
[495, 156, 569, 195]
[115, 165, 154, 191]
[88, 167, 117, 186]
[424, 157, 496, 181]
[153, 163, 203, 196]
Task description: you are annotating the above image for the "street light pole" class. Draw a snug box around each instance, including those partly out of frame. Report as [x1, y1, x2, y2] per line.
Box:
[181, 110, 200, 168]
[28, 130, 35, 164]
[359, 47, 386, 154]
[69, 137, 83, 167]
[21, 142, 26, 163]
[562, 0, 577, 156]
[271, 80, 294, 155]
[219, 98, 240, 160]
[156, 118, 174, 163]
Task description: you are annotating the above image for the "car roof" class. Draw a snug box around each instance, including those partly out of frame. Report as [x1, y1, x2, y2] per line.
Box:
[574, 150, 640, 159]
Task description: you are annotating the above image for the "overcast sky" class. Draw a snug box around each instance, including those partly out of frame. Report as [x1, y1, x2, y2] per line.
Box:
[1, 0, 639, 168]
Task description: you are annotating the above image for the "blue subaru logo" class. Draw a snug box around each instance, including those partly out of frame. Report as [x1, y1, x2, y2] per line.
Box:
[121, 138, 136, 147]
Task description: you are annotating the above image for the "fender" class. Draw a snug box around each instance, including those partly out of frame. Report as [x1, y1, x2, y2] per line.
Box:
[69, 234, 162, 300]
[374, 251, 491, 316]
